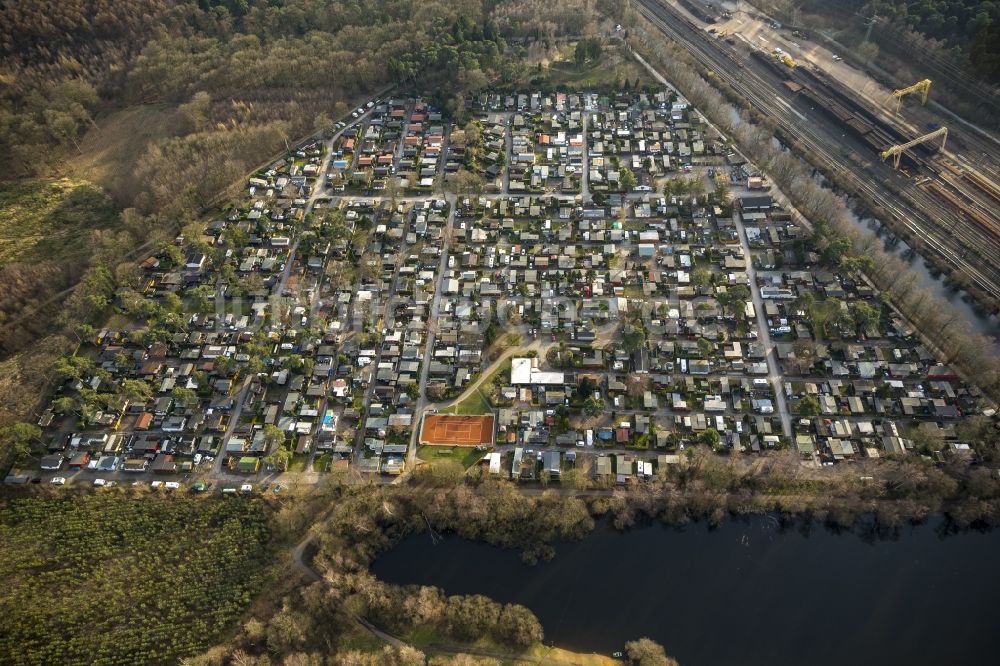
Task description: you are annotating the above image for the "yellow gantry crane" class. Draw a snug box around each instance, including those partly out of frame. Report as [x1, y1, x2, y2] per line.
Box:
[880, 126, 948, 169]
[887, 79, 932, 113]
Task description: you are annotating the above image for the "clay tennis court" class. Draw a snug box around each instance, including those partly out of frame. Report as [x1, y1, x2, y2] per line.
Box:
[419, 414, 496, 447]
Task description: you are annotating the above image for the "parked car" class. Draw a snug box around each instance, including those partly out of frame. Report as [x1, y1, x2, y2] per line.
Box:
[50, 477, 66, 486]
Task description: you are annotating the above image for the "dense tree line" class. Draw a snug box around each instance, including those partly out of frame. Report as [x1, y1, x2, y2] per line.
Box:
[185, 483, 575, 664]
[489, 0, 613, 40]
[575, 37, 604, 66]
[769, 0, 1000, 84]
[386, 14, 505, 101]
[866, 0, 997, 54]
[0, 0, 174, 96]
[863, 0, 1000, 83]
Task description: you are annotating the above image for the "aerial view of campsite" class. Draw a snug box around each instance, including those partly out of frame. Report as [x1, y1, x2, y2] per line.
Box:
[2, 0, 1000, 664]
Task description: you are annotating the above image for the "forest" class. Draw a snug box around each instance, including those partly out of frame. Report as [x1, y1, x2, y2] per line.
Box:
[865, 0, 998, 60]
[0, 493, 271, 665]
[766, 0, 1000, 84]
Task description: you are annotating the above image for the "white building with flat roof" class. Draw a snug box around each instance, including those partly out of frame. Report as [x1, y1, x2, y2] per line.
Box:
[511, 357, 565, 385]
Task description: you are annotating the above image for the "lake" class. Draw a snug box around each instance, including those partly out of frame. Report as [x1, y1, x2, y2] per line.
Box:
[372, 515, 1000, 665]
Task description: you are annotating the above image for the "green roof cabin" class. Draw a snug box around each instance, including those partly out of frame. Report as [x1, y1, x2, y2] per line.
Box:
[237, 456, 260, 474]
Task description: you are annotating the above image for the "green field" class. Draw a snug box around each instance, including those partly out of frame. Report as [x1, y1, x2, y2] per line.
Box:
[416, 445, 486, 471]
[0, 178, 118, 268]
[541, 41, 655, 89]
[444, 387, 492, 415]
[443, 356, 513, 416]
[0, 494, 271, 665]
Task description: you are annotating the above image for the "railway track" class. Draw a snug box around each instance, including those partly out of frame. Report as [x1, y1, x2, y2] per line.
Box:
[634, 0, 1000, 300]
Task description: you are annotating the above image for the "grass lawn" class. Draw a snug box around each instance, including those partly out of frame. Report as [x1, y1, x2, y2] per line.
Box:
[542, 41, 655, 90]
[443, 387, 492, 415]
[518, 644, 620, 665]
[336, 629, 386, 653]
[314, 452, 333, 472]
[404, 624, 442, 646]
[451, 355, 513, 413]
[0, 178, 118, 268]
[287, 453, 310, 472]
[416, 445, 486, 470]
[402, 625, 621, 665]
[430, 637, 621, 665]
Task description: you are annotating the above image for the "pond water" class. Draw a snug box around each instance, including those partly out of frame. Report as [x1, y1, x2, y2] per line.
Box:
[372, 515, 1000, 666]
[813, 174, 1000, 347]
[849, 211, 1000, 346]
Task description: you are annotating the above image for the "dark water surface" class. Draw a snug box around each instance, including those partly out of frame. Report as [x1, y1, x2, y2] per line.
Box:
[371, 516, 1000, 665]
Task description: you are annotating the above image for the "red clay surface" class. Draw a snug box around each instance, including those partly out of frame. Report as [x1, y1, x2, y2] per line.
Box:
[420, 414, 496, 447]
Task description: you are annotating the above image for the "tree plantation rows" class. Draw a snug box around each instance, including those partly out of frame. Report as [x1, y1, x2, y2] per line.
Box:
[0, 495, 271, 665]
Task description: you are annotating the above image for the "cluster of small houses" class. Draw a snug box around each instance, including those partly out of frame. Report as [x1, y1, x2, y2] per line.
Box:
[330, 98, 450, 193]
[483, 447, 677, 485]
[463, 91, 723, 195]
[16, 88, 988, 488]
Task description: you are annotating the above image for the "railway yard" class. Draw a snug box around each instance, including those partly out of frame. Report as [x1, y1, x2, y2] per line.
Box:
[634, 0, 1000, 309]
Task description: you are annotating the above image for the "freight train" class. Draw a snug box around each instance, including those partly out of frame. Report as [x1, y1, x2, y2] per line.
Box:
[749, 50, 935, 171]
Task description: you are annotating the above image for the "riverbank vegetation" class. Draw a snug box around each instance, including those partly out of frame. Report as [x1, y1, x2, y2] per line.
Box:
[186, 453, 1000, 665]
[6, 462, 991, 665]
[184, 481, 677, 665]
[412, 435, 1000, 531]
[0, 493, 271, 665]
[188, 444, 1000, 666]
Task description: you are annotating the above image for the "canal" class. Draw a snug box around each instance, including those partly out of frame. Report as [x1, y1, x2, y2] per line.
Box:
[853, 213, 1000, 344]
[372, 516, 1000, 665]
[823, 179, 1000, 347]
